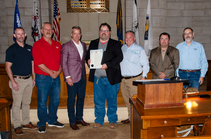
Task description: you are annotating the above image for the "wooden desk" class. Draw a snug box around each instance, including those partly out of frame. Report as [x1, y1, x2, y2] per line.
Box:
[130, 95, 211, 139]
[0, 98, 12, 139]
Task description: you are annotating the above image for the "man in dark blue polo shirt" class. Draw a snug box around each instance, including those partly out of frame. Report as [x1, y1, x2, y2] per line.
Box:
[5, 27, 37, 135]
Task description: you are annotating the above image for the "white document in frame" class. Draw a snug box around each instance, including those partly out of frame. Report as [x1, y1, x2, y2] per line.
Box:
[90, 49, 103, 69]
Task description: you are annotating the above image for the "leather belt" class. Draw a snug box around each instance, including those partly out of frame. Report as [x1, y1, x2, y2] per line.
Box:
[123, 73, 142, 79]
[13, 75, 31, 79]
[179, 69, 200, 72]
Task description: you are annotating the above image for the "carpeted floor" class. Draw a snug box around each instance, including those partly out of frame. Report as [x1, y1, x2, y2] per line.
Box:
[12, 123, 195, 139]
[12, 123, 131, 139]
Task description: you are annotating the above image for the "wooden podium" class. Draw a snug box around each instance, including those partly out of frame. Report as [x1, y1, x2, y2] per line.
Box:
[133, 79, 188, 109]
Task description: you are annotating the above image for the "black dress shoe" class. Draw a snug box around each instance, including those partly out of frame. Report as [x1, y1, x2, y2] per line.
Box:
[70, 124, 79, 130]
[76, 120, 90, 126]
[121, 119, 130, 124]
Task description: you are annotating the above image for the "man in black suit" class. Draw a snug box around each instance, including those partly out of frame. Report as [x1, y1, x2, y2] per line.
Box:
[86, 23, 123, 129]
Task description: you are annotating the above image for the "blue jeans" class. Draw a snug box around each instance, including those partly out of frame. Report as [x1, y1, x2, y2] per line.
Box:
[93, 76, 119, 125]
[179, 70, 201, 90]
[66, 72, 86, 124]
[35, 74, 61, 127]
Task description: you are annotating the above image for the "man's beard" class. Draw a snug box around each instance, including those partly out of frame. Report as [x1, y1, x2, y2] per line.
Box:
[185, 37, 192, 42]
[100, 34, 109, 41]
[45, 33, 52, 38]
[100, 35, 108, 41]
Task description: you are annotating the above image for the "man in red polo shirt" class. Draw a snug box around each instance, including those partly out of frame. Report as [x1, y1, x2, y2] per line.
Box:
[32, 22, 64, 133]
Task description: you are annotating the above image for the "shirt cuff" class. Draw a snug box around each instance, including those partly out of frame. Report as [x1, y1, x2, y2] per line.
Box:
[65, 76, 71, 79]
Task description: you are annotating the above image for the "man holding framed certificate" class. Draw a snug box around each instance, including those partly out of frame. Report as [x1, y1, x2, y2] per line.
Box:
[86, 23, 123, 129]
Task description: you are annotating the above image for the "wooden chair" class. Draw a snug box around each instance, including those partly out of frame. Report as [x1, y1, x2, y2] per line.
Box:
[0, 97, 12, 139]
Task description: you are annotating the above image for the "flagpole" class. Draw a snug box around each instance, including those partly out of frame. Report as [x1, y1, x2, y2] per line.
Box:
[48, 0, 52, 24]
[39, 0, 42, 25]
[124, 0, 126, 44]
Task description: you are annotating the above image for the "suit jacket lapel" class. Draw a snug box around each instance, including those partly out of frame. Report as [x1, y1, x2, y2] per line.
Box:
[165, 46, 171, 62]
[106, 39, 112, 51]
[95, 38, 100, 49]
[156, 47, 163, 62]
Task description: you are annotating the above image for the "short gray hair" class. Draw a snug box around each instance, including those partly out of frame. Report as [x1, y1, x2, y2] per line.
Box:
[71, 26, 82, 34]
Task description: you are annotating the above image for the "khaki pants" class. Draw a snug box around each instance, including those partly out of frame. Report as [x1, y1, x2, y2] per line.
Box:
[121, 75, 142, 120]
[9, 77, 33, 128]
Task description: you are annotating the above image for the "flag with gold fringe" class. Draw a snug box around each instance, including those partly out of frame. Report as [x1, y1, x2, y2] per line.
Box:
[144, 0, 153, 56]
[13, 0, 22, 42]
[116, 0, 123, 45]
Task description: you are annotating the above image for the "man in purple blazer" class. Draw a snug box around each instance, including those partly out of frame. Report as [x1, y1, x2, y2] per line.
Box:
[61, 26, 90, 130]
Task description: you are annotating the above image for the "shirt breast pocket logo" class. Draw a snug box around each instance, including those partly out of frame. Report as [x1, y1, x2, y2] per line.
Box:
[129, 51, 139, 63]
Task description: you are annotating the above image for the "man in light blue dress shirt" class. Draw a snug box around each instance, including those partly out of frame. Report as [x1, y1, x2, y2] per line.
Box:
[120, 31, 149, 124]
[176, 27, 208, 90]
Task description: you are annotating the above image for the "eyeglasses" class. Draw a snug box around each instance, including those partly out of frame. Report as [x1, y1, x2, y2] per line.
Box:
[184, 32, 192, 36]
[100, 30, 109, 33]
[43, 28, 53, 31]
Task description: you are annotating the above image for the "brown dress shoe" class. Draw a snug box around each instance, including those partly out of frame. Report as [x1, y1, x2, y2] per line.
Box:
[14, 127, 23, 135]
[23, 122, 37, 129]
[110, 123, 116, 129]
[93, 123, 101, 128]
[76, 120, 90, 126]
[121, 119, 130, 124]
[70, 124, 79, 130]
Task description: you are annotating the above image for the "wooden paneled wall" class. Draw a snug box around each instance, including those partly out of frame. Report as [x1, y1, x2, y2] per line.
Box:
[0, 64, 12, 100]
[0, 64, 152, 109]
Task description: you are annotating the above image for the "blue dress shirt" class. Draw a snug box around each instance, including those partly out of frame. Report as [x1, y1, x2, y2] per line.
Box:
[120, 43, 149, 77]
[176, 40, 208, 77]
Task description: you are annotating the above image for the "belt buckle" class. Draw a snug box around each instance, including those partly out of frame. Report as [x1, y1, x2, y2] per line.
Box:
[16, 76, 21, 79]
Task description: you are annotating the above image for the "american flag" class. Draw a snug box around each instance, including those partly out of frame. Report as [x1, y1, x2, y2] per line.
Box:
[53, 0, 61, 43]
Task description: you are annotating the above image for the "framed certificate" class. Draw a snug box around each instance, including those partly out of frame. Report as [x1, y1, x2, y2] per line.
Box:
[90, 49, 103, 69]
